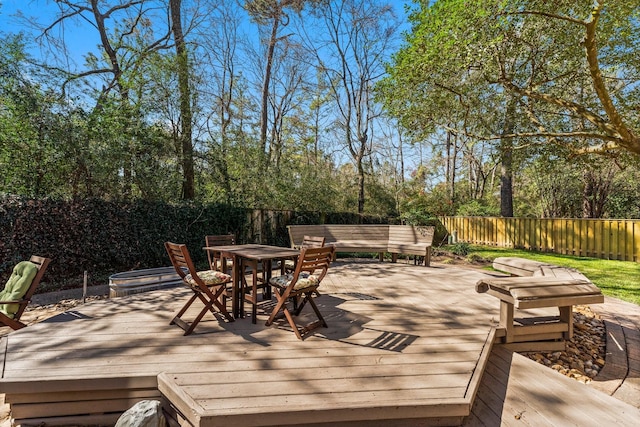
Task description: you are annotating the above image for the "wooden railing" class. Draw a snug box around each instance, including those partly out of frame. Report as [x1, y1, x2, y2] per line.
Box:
[440, 216, 640, 262]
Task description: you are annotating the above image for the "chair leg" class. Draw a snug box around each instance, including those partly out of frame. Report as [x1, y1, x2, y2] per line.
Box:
[269, 290, 304, 340]
[282, 304, 303, 340]
[171, 286, 233, 335]
[207, 286, 234, 322]
[0, 313, 26, 330]
[266, 291, 288, 327]
[305, 294, 328, 328]
[267, 289, 326, 340]
[170, 293, 198, 326]
[184, 303, 214, 335]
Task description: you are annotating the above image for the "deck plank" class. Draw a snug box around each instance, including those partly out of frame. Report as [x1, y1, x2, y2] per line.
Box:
[465, 346, 640, 426]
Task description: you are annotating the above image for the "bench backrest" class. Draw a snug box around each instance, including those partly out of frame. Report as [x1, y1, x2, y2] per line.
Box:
[323, 224, 389, 243]
[388, 225, 434, 245]
[287, 224, 434, 249]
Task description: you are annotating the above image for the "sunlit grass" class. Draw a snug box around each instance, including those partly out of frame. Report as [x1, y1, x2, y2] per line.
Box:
[468, 246, 640, 306]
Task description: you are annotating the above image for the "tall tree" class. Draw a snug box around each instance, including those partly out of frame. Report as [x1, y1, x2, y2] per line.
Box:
[311, 0, 399, 215]
[380, 0, 640, 219]
[169, 0, 195, 199]
[381, 0, 640, 169]
[243, 0, 311, 165]
[196, 1, 244, 204]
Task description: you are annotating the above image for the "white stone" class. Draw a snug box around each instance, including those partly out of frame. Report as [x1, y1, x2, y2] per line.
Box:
[115, 400, 166, 427]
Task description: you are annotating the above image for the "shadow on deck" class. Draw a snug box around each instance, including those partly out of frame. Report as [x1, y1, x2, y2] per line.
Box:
[0, 260, 638, 426]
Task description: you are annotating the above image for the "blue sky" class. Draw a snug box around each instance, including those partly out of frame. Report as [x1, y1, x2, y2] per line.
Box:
[0, 1, 411, 66]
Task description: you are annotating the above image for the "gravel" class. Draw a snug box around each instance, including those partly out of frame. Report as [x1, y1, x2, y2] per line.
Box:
[521, 305, 606, 384]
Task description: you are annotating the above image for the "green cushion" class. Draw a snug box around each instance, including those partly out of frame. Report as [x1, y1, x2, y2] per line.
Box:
[0, 261, 38, 318]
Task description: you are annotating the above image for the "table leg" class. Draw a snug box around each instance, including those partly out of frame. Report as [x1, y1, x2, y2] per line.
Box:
[231, 254, 241, 318]
[241, 258, 260, 323]
[559, 306, 573, 340]
[263, 260, 272, 300]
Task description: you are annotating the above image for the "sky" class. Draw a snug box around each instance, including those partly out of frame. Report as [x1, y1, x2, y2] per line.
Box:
[0, 1, 412, 66]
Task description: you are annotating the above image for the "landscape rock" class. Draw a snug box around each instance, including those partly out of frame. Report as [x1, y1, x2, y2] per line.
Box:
[115, 400, 166, 427]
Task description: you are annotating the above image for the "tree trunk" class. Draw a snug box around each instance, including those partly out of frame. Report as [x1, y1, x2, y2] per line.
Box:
[357, 159, 365, 216]
[170, 0, 195, 200]
[582, 167, 614, 218]
[260, 17, 279, 166]
[500, 97, 517, 217]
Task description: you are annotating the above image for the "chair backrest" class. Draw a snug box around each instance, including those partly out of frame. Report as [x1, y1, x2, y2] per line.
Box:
[205, 234, 236, 247]
[1, 255, 51, 321]
[165, 242, 198, 283]
[205, 234, 235, 271]
[22, 256, 51, 303]
[292, 245, 335, 284]
[300, 235, 326, 249]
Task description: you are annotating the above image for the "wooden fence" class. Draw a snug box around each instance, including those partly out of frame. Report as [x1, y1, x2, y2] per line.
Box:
[440, 216, 640, 262]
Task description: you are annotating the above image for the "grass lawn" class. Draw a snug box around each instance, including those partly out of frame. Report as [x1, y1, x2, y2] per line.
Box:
[465, 245, 640, 306]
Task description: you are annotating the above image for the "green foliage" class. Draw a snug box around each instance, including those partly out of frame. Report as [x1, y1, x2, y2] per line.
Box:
[456, 199, 499, 217]
[380, 0, 640, 219]
[449, 242, 471, 256]
[605, 165, 640, 219]
[0, 195, 394, 291]
[465, 252, 489, 264]
[0, 196, 249, 290]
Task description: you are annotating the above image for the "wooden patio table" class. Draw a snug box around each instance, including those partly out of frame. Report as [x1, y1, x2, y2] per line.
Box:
[203, 244, 300, 319]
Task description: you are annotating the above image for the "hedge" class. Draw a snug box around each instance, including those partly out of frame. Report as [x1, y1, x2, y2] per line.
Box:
[0, 196, 248, 291]
[0, 196, 443, 293]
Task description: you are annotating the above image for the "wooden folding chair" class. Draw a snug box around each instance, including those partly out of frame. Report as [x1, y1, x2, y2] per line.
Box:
[165, 242, 234, 335]
[283, 235, 326, 273]
[0, 255, 51, 331]
[205, 233, 236, 273]
[266, 245, 334, 340]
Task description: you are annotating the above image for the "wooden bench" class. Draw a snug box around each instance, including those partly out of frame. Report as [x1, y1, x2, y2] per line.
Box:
[476, 257, 604, 351]
[287, 224, 435, 266]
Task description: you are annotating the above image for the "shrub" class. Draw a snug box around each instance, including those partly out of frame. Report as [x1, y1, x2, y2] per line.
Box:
[450, 242, 471, 256]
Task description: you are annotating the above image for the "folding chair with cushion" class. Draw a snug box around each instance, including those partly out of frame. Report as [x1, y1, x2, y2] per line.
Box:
[165, 242, 233, 335]
[0, 255, 51, 330]
[266, 245, 334, 340]
[283, 235, 326, 273]
[205, 234, 236, 273]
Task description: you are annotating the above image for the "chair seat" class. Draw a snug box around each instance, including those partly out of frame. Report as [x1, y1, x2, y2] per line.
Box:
[270, 272, 320, 290]
[185, 270, 231, 288]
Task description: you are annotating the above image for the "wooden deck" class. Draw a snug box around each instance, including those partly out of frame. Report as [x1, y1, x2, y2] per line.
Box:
[465, 345, 640, 426]
[1, 260, 639, 426]
[0, 261, 494, 426]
